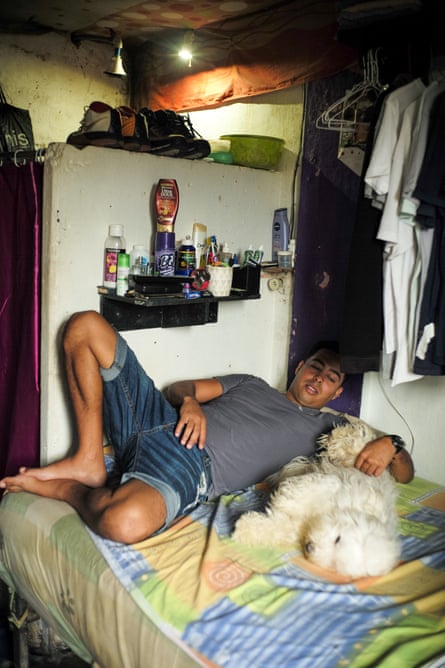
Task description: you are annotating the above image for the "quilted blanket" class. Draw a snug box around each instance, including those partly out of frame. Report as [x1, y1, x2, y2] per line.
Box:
[89, 476, 445, 668]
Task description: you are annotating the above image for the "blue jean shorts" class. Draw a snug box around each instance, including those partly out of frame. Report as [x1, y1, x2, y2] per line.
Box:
[100, 333, 212, 531]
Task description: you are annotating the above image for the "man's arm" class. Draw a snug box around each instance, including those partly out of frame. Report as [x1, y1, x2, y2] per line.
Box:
[354, 435, 414, 483]
[165, 378, 223, 449]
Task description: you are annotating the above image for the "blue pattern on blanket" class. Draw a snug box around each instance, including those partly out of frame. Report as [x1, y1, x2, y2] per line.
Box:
[88, 479, 445, 668]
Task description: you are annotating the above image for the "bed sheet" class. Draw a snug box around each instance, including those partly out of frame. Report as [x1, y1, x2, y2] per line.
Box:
[0, 476, 444, 668]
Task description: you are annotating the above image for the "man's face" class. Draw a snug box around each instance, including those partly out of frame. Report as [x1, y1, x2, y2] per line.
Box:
[286, 349, 344, 410]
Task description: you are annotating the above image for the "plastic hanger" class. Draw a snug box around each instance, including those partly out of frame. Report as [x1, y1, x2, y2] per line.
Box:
[316, 50, 385, 132]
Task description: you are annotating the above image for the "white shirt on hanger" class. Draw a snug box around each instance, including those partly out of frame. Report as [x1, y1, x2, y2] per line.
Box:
[365, 79, 426, 386]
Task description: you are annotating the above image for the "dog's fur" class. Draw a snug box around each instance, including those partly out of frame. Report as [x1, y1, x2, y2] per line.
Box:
[232, 421, 400, 578]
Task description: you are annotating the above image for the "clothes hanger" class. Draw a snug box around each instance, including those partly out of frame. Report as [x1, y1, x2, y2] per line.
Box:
[316, 50, 385, 132]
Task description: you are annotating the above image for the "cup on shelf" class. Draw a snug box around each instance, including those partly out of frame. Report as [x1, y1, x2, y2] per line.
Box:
[207, 265, 233, 297]
[277, 250, 292, 269]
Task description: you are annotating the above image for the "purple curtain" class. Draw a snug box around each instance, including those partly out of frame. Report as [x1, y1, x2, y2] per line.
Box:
[0, 162, 42, 477]
[288, 73, 363, 416]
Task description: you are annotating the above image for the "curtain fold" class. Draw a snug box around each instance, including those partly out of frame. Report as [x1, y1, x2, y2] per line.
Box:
[0, 162, 42, 477]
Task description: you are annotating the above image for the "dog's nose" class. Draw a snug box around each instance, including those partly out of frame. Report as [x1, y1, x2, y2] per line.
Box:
[305, 541, 314, 554]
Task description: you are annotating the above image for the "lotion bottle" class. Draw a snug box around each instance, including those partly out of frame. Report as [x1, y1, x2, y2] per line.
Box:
[272, 208, 289, 262]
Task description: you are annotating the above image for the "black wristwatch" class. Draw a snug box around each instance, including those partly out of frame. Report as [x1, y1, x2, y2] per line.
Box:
[388, 434, 405, 455]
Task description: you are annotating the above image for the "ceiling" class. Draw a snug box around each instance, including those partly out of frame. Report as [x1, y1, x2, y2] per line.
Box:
[0, 0, 307, 44]
[2, 1, 439, 111]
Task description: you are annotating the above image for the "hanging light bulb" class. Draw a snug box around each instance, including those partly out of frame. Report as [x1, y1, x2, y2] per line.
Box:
[105, 38, 127, 78]
[178, 31, 194, 67]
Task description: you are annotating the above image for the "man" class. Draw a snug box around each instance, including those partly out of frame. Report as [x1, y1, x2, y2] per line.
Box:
[0, 310, 414, 543]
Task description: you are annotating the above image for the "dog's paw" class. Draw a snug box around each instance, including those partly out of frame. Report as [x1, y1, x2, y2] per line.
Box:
[232, 512, 263, 545]
[232, 512, 273, 546]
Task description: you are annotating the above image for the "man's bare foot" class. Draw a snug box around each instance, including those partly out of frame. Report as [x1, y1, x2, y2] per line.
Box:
[13, 454, 106, 488]
[0, 473, 82, 500]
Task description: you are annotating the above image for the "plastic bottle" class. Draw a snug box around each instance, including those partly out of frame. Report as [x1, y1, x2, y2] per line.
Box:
[176, 235, 196, 276]
[272, 208, 290, 262]
[220, 242, 232, 264]
[103, 224, 126, 290]
[130, 244, 150, 276]
[155, 179, 179, 233]
[116, 253, 130, 296]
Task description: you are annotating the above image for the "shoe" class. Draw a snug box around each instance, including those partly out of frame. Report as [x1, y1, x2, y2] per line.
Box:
[117, 106, 152, 151]
[67, 101, 122, 148]
[152, 110, 211, 159]
[139, 108, 187, 156]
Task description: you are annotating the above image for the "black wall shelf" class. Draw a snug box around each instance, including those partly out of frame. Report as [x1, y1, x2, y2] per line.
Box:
[100, 292, 260, 331]
[99, 264, 262, 331]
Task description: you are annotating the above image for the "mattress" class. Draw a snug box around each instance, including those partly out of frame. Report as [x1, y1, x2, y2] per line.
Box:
[0, 476, 444, 668]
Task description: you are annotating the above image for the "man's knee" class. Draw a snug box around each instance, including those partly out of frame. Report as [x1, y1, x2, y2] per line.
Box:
[99, 482, 167, 544]
[63, 311, 113, 357]
[64, 310, 99, 344]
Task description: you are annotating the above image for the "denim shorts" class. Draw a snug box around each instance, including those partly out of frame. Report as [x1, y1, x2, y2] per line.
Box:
[100, 333, 212, 531]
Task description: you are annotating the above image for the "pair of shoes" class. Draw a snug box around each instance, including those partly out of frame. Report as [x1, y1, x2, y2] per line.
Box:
[67, 102, 211, 160]
[148, 110, 211, 159]
[67, 102, 149, 151]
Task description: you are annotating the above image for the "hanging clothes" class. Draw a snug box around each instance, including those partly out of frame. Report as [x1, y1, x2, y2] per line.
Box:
[412, 90, 445, 375]
[339, 84, 392, 375]
[363, 79, 426, 386]
[0, 161, 42, 477]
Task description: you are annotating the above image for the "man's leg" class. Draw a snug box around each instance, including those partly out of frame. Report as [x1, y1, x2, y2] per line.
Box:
[16, 311, 116, 486]
[1, 474, 167, 543]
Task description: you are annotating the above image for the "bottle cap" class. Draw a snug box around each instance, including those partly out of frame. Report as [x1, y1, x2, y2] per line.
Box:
[109, 224, 123, 236]
[117, 253, 130, 268]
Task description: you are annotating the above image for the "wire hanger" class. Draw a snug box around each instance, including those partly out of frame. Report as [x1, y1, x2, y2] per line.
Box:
[316, 50, 385, 132]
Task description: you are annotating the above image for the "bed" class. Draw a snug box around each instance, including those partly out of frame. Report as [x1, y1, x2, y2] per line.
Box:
[0, 471, 444, 667]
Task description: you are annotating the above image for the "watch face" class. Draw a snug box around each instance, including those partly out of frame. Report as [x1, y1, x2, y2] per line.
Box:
[390, 435, 404, 451]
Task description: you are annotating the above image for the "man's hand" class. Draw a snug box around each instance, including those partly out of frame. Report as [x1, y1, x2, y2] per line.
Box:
[354, 437, 395, 477]
[175, 396, 207, 449]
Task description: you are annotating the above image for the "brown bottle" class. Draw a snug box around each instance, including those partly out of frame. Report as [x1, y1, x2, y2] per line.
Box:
[155, 179, 179, 232]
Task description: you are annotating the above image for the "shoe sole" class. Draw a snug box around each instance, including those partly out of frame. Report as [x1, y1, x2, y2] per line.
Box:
[67, 132, 121, 149]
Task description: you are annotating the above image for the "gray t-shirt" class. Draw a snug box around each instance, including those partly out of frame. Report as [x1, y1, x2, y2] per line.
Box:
[202, 374, 343, 497]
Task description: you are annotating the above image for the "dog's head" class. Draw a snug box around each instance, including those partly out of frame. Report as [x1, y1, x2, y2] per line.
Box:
[302, 509, 400, 578]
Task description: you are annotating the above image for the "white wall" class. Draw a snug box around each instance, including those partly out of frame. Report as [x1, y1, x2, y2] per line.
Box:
[360, 372, 445, 484]
[41, 144, 293, 464]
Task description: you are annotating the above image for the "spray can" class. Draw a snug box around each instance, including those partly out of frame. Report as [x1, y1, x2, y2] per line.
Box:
[272, 208, 290, 262]
[155, 231, 176, 276]
[176, 235, 196, 276]
[103, 224, 126, 291]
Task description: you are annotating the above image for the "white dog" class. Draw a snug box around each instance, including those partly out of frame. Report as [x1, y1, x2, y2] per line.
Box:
[232, 420, 400, 578]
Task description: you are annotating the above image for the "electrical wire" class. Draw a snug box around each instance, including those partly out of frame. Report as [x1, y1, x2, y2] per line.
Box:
[289, 82, 306, 239]
[377, 372, 415, 455]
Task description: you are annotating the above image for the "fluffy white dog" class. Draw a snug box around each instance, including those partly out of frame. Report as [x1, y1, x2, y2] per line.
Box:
[232, 420, 400, 578]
